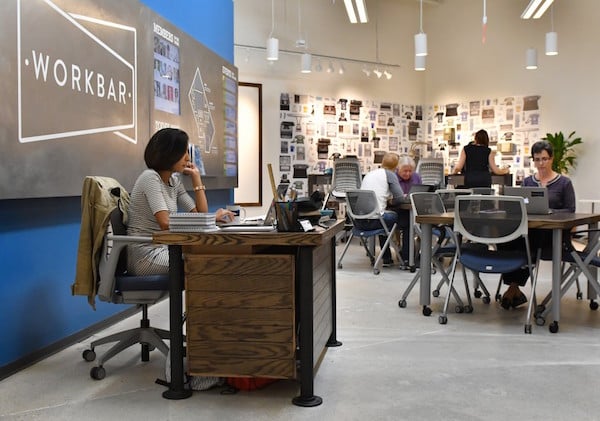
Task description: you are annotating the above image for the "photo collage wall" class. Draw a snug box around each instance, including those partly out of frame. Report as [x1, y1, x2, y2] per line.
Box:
[278, 93, 541, 196]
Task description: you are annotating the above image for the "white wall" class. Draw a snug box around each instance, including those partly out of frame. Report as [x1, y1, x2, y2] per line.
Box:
[235, 0, 600, 216]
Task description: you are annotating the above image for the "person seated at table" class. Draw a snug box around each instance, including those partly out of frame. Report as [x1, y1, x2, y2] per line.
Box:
[127, 128, 234, 275]
[392, 155, 422, 267]
[359, 152, 405, 267]
[500, 140, 576, 309]
[453, 129, 510, 188]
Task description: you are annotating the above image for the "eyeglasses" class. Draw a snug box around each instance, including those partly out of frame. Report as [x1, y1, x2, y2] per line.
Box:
[533, 157, 551, 163]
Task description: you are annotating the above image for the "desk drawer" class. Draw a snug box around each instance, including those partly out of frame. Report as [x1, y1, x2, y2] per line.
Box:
[184, 254, 296, 378]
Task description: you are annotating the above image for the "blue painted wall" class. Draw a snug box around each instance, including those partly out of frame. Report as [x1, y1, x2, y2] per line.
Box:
[0, 0, 234, 369]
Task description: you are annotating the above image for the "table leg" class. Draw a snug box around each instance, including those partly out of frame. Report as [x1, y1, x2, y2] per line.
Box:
[549, 229, 563, 334]
[419, 223, 433, 316]
[327, 237, 342, 348]
[292, 247, 322, 407]
[163, 245, 192, 400]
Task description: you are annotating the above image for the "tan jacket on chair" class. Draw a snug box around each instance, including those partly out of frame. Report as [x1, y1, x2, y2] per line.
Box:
[72, 176, 130, 309]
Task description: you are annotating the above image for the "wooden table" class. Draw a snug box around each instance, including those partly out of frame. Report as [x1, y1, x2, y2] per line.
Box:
[153, 220, 344, 405]
[415, 212, 600, 333]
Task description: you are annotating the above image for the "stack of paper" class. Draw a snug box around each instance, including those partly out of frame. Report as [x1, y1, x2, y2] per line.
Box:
[168, 212, 219, 232]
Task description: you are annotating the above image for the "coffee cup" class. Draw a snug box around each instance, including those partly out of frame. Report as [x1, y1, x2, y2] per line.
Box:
[226, 205, 246, 223]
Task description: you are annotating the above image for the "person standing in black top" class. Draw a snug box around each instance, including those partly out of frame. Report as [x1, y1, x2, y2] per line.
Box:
[452, 129, 509, 188]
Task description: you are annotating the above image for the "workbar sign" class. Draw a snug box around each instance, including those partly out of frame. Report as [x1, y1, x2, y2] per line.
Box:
[17, 0, 137, 143]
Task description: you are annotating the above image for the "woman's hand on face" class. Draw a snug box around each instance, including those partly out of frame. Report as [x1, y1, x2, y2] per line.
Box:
[182, 162, 200, 178]
[215, 208, 235, 223]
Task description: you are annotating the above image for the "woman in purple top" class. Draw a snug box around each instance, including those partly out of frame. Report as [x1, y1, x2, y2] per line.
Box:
[500, 140, 576, 309]
[391, 155, 422, 268]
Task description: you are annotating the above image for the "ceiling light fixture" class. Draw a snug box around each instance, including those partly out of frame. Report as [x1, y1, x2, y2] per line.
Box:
[338, 62, 345, 75]
[383, 70, 392, 80]
[362, 68, 371, 77]
[315, 59, 323, 72]
[327, 61, 334, 73]
[521, 0, 554, 19]
[525, 48, 538, 69]
[415, 0, 428, 56]
[301, 53, 312, 73]
[373, 68, 382, 78]
[415, 54, 426, 71]
[343, 0, 368, 24]
[545, 5, 558, 55]
[266, 0, 278, 60]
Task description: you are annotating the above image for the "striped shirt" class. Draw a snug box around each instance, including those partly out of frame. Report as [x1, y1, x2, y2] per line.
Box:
[127, 169, 196, 275]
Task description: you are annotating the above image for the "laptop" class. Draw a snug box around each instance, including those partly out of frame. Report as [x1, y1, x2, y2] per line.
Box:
[503, 186, 552, 215]
[217, 201, 277, 232]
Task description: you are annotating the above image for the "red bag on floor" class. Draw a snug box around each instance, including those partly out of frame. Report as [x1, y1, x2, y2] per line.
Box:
[226, 377, 278, 391]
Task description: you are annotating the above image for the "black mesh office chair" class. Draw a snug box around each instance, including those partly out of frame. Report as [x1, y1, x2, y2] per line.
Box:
[82, 196, 170, 380]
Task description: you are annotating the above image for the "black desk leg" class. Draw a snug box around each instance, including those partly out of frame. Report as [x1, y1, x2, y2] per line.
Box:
[292, 247, 323, 407]
[163, 245, 192, 400]
[327, 237, 342, 348]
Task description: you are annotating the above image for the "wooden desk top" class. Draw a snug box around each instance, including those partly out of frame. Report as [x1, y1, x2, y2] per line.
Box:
[153, 219, 345, 247]
[416, 212, 600, 230]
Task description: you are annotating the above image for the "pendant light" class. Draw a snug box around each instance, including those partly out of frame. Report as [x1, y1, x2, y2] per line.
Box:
[415, 54, 426, 71]
[301, 53, 312, 73]
[415, 0, 427, 56]
[545, 5, 558, 55]
[526, 48, 538, 70]
[266, 0, 278, 60]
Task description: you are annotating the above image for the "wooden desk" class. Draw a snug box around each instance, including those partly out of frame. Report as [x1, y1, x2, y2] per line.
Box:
[415, 212, 600, 333]
[153, 221, 344, 405]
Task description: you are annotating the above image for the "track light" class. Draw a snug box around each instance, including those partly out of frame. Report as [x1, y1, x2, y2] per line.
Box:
[373, 68, 382, 78]
[525, 48, 538, 70]
[301, 53, 312, 73]
[327, 61, 334, 73]
[362, 68, 371, 77]
[338, 62, 345, 75]
[383, 70, 392, 80]
[315, 59, 323, 72]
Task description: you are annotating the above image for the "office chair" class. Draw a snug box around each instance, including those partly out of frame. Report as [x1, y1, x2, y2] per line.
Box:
[444, 195, 539, 333]
[416, 157, 445, 190]
[82, 197, 170, 380]
[337, 189, 398, 275]
[533, 229, 600, 333]
[326, 155, 362, 241]
[398, 192, 468, 315]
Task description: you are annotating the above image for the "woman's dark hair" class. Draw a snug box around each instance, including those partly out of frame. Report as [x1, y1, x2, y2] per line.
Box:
[474, 129, 489, 147]
[144, 128, 189, 171]
[530, 140, 554, 158]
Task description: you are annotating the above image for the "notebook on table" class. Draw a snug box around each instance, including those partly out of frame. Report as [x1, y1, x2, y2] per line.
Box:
[503, 186, 552, 215]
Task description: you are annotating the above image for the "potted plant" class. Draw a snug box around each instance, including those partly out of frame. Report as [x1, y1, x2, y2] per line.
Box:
[542, 131, 583, 174]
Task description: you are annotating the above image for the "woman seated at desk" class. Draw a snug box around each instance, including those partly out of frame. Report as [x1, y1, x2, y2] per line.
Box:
[452, 129, 510, 188]
[393, 155, 422, 268]
[499, 140, 576, 309]
[127, 128, 233, 275]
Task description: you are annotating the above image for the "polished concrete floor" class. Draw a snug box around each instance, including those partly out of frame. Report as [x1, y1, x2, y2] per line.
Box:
[2, 241, 600, 420]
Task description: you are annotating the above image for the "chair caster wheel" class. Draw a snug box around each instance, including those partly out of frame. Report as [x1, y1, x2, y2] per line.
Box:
[410, 266, 416, 273]
[373, 268, 380, 275]
[535, 316, 545, 326]
[464, 305, 473, 314]
[422, 306, 432, 316]
[495, 293, 502, 302]
[432, 289, 440, 298]
[337, 263, 343, 269]
[82, 349, 96, 362]
[455, 305, 464, 314]
[576, 292, 583, 300]
[474, 290, 482, 299]
[439, 315, 448, 324]
[398, 299, 407, 308]
[524, 324, 532, 334]
[482, 296, 491, 304]
[90, 366, 106, 380]
[549, 321, 559, 333]
[590, 300, 599, 310]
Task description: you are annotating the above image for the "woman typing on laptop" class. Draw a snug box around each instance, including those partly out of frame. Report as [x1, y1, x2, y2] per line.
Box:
[499, 140, 576, 309]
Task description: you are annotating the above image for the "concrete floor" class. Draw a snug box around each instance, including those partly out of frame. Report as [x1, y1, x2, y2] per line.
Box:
[2, 240, 600, 420]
